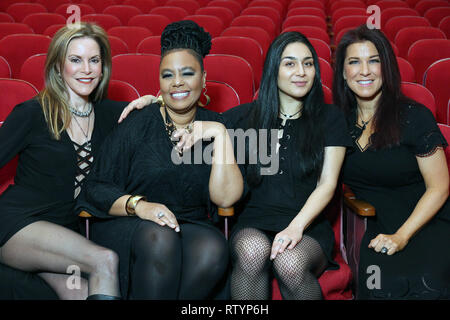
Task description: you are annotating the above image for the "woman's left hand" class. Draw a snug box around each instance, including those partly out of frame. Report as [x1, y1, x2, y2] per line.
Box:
[368, 233, 409, 255]
[270, 225, 304, 260]
[172, 121, 225, 153]
[118, 95, 158, 123]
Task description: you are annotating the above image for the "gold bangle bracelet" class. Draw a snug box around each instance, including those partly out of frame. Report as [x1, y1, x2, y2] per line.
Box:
[125, 195, 147, 216]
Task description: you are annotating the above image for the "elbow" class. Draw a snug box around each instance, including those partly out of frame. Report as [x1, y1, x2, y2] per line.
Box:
[212, 182, 244, 209]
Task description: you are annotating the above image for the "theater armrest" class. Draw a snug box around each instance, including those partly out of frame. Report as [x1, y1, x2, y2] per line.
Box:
[343, 185, 376, 217]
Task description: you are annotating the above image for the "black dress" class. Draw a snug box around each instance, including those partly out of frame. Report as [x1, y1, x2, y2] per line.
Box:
[342, 103, 450, 299]
[223, 102, 352, 270]
[0, 97, 126, 299]
[76, 104, 227, 297]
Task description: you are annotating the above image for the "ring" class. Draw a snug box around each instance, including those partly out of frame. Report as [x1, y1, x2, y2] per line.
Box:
[278, 238, 284, 244]
[185, 123, 193, 134]
[157, 212, 165, 219]
[381, 247, 388, 254]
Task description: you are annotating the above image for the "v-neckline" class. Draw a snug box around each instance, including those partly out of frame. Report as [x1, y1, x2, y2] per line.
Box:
[354, 122, 373, 152]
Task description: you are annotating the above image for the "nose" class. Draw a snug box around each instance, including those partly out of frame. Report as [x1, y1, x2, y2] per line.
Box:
[296, 63, 306, 77]
[81, 60, 91, 74]
[360, 61, 370, 76]
[173, 74, 184, 87]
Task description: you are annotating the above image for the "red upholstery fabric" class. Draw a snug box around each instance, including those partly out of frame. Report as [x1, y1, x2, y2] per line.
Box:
[394, 26, 446, 58]
[424, 7, 450, 27]
[282, 26, 330, 44]
[0, 22, 34, 40]
[241, 7, 282, 32]
[165, 0, 200, 15]
[19, 53, 46, 91]
[396, 57, 416, 83]
[22, 13, 66, 34]
[149, 6, 189, 23]
[0, 56, 11, 78]
[128, 14, 171, 36]
[112, 53, 160, 96]
[81, 0, 115, 13]
[414, 0, 449, 15]
[107, 79, 140, 102]
[207, 0, 243, 18]
[123, 0, 157, 14]
[6, 3, 48, 22]
[108, 35, 130, 57]
[136, 35, 161, 55]
[55, 3, 96, 16]
[195, 7, 234, 28]
[230, 15, 277, 41]
[407, 39, 450, 84]
[0, 34, 51, 78]
[204, 54, 255, 104]
[211, 36, 264, 90]
[202, 80, 241, 113]
[379, 7, 419, 30]
[282, 15, 328, 31]
[319, 58, 333, 89]
[103, 5, 143, 25]
[0, 13, 14, 23]
[439, 16, 450, 39]
[401, 82, 437, 117]
[221, 26, 272, 58]
[108, 26, 153, 53]
[35, 0, 70, 13]
[331, 8, 366, 26]
[184, 15, 225, 38]
[310, 38, 331, 64]
[43, 24, 65, 38]
[384, 16, 431, 42]
[424, 58, 450, 125]
[81, 14, 122, 31]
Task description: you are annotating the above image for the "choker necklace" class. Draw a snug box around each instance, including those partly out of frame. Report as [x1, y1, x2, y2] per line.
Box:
[69, 102, 93, 117]
[280, 109, 301, 126]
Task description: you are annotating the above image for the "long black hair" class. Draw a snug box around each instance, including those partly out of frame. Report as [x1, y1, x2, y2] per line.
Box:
[247, 31, 326, 186]
[333, 25, 414, 149]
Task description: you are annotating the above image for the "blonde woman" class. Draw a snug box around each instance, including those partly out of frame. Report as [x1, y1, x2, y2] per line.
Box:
[0, 23, 148, 300]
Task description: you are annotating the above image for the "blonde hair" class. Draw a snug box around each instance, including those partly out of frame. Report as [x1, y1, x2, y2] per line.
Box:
[38, 22, 112, 140]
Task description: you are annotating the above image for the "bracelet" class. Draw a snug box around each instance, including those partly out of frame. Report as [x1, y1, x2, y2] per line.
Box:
[125, 195, 147, 216]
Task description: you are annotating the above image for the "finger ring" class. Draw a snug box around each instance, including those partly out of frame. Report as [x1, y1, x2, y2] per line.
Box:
[157, 212, 165, 219]
[185, 123, 193, 134]
[278, 238, 284, 244]
[381, 247, 388, 254]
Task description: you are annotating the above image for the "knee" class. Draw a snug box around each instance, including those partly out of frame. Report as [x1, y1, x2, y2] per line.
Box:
[91, 248, 119, 277]
[231, 238, 271, 274]
[273, 251, 308, 281]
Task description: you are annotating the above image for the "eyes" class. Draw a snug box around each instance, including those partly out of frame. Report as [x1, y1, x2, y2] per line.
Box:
[161, 70, 196, 79]
[348, 58, 380, 65]
[283, 60, 314, 68]
[68, 56, 101, 64]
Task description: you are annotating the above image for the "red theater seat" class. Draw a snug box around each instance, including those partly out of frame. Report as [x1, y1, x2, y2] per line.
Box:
[0, 56, 11, 78]
[195, 7, 234, 28]
[0, 23, 34, 40]
[150, 7, 189, 23]
[103, 5, 143, 25]
[123, 0, 157, 13]
[22, 13, 66, 34]
[282, 15, 327, 31]
[207, 0, 243, 18]
[203, 80, 241, 113]
[81, 0, 115, 13]
[0, 34, 51, 78]
[35, 0, 70, 13]
[82, 14, 122, 31]
[394, 26, 446, 59]
[55, 4, 96, 17]
[184, 15, 225, 38]
[401, 82, 437, 117]
[19, 53, 46, 91]
[165, 0, 200, 15]
[0, 13, 14, 23]
[423, 58, 450, 124]
[221, 26, 272, 58]
[108, 26, 152, 53]
[282, 26, 330, 44]
[414, 0, 449, 16]
[108, 79, 140, 102]
[6, 3, 48, 23]
[423, 7, 450, 27]
[384, 16, 431, 42]
[109, 35, 130, 57]
[230, 15, 277, 41]
[136, 36, 161, 55]
[396, 57, 416, 83]
[128, 14, 171, 36]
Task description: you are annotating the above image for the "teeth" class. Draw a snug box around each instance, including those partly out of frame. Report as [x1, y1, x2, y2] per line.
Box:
[78, 79, 92, 83]
[172, 92, 189, 98]
[358, 80, 373, 84]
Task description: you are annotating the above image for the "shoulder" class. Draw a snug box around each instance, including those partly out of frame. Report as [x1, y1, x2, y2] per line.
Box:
[222, 102, 256, 129]
[196, 106, 224, 123]
[6, 97, 43, 123]
[401, 102, 435, 123]
[94, 99, 127, 118]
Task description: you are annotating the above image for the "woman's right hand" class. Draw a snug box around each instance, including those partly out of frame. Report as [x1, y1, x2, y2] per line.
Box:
[135, 201, 180, 232]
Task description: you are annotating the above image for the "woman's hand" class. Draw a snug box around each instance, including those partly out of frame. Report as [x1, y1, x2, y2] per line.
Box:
[118, 95, 158, 123]
[368, 232, 409, 255]
[172, 121, 226, 154]
[135, 201, 180, 232]
[270, 223, 304, 260]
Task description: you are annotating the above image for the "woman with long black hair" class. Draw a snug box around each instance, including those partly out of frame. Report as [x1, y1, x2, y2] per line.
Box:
[224, 31, 352, 300]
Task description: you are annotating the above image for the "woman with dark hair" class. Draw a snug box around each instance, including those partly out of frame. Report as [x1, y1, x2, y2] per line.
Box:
[223, 31, 352, 300]
[334, 24, 450, 299]
[76, 20, 243, 299]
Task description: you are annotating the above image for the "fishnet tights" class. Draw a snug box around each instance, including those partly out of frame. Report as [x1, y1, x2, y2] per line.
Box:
[230, 227, 328, 300]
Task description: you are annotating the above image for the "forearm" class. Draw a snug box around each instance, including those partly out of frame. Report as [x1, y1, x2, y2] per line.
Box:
[109, 195, 132, 217]
[209, 126, 244, 208]
[290, 182, 337, 231]
[396, 186, 448, 241]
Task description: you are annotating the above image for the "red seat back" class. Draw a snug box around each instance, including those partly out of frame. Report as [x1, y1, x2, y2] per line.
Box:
[0, 22, 34, 40]
[22, 13, 66, 34]
[6, 3, 48, 22]
[103, 5, 143, 25]
[395, 26, 446, 58]
[396, 57, 416, 83]
[128, 14, 171, 36]
[19, 53, 46, 91]
[184, 15, 225, 38]
[108, 26, 153, 53]
[401, 82, 437, 117]
[424, 58, 450, 125]
[149, 7, 189, 22]
[81, 14, 122, 31]
[384, 16, 431, 42]
[107, 79, 140, 102]
[195, 7, 234, 28]
[230, 15, 277, 41]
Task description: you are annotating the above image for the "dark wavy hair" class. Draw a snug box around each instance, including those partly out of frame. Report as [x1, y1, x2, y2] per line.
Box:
[247, 31, 326, 186]
[160, 20, 211, 71]
[333, 24, 414, 149]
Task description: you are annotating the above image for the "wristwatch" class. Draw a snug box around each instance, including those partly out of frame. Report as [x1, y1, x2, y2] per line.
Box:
[125, 195, 146, 216]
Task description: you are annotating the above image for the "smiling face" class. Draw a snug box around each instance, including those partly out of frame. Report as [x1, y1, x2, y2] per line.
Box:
[343, 40, 383, 103]
[159, 49, 205, 114]
[277, 42, 316, 103]
[62, 37, 102, 103]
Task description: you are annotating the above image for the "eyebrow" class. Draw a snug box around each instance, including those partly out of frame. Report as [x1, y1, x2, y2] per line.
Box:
[347, 54, 380, 60]
[281, 56, 313, 61]
[67, 54, 101, 59]
[161, 66, 195, 73]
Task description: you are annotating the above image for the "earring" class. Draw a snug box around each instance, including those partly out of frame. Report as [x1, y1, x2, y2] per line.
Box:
[156, 95, 165, 107]
[198, 86, 210, 107]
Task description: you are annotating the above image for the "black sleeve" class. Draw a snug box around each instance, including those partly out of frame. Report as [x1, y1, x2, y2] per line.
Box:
[0, 99, 36, 168]
[76, 109, 150, 218]
[403, 104, 448, 157]
[323, 104, 353, 147]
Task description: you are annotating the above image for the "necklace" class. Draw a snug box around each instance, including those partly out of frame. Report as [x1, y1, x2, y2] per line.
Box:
[69, 102, 93, 117]
[163, 107, 194, 156]
[280, 109, 301, 126]
[358, 107, 375, 131]
[72, 113, 91, 145]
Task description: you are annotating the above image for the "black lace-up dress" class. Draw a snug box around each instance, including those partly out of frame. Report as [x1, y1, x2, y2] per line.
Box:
[342, 103, 450, 299]
[0, 98, 126, 246]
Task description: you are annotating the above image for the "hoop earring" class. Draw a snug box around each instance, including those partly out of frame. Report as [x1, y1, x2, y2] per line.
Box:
[156, 95, 165, 107]
[198, 86, 210, 107]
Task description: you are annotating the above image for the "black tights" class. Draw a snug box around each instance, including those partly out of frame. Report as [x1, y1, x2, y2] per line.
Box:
[230, 228, 328, 300]
[128, 221, 228, 299]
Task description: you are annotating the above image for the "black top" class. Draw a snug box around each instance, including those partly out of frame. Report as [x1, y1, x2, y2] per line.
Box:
[223, 101, 352, 269]
[342, 103, 450, 299]
[77, 104, 224, 225]
[0, 98, 126, 246]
